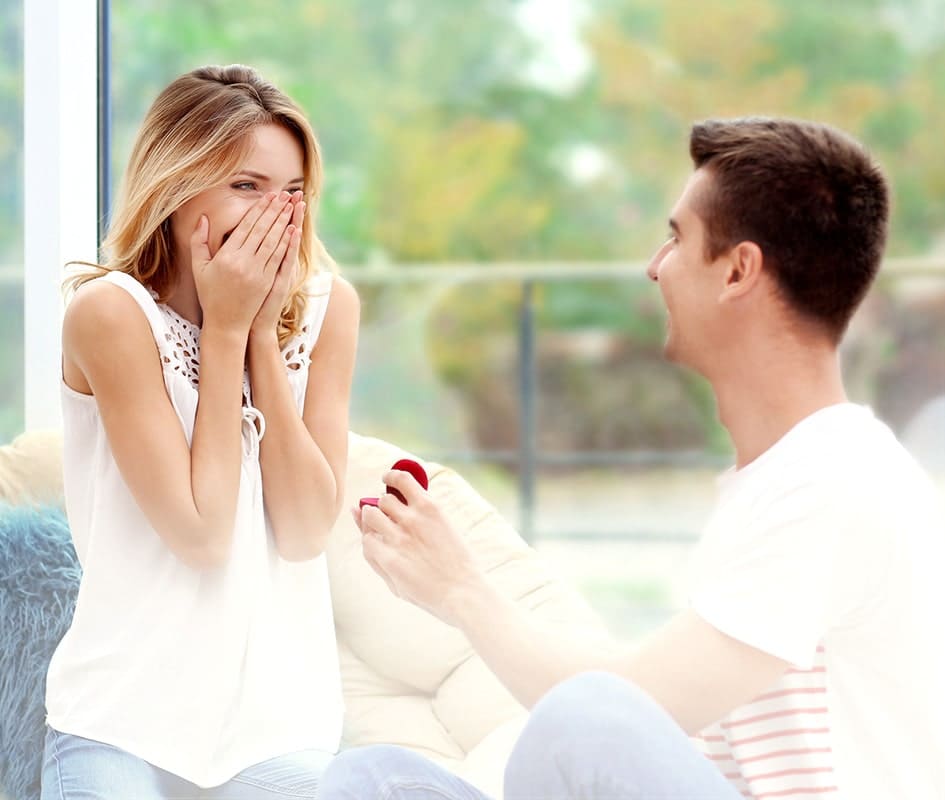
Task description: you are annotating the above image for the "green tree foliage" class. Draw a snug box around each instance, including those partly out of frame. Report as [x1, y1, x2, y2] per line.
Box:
[109, 0, 564, 262]
[2, 1, 944, 445]
[4, 0, 936, 266]
[580, 0, 945, 255]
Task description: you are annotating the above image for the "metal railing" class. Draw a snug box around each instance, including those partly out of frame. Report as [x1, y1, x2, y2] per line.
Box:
[345, 258, 945, 542]
[3, 258, 944, 542]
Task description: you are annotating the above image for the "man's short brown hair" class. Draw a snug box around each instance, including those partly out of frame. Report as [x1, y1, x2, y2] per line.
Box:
[690, 117, 889, 340]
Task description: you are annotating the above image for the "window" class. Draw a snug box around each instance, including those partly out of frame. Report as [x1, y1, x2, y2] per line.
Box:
[17, 0, 943, 636]
[0, 0, 24, 441]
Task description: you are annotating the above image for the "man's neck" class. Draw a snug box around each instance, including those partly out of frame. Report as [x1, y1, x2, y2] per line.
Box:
[713, 344, 848, 469]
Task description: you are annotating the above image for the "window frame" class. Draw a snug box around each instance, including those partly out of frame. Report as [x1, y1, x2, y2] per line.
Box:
[23, 0, 100, 430]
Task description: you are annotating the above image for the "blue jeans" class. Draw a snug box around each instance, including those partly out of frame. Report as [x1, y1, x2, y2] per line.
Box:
[41, 727, 333, 800]
[318, 672, 742, 799]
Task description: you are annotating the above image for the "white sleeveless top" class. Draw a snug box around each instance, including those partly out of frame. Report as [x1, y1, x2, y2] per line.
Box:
[46, 270, 344, 787]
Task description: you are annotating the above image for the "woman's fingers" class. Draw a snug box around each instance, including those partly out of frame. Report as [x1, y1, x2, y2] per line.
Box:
[244, 191, 293, 254]
[257, 203, 294, 268]
[197, 190, 300, 333]
[264, 196, 303, 280]
[262, 228, 296, 296]
[281, 201, 305, 266]
[224, 191, 278, 251]
[280, 224, 302, 273]
[292, 197, 305, 230]
[189, 215, 211, 265]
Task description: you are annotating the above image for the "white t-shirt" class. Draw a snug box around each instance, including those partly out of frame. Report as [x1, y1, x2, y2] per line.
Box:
[690, 403, 945, 800]
[46, 270, 344, 787]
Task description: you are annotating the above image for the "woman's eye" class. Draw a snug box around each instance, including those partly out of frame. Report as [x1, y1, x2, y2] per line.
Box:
[232, 182, 257, 191]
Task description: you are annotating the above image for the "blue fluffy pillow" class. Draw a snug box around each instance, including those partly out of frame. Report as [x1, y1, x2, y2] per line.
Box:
[0, 504, 80, 800]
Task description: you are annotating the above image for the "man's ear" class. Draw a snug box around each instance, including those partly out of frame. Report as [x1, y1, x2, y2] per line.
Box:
[719, 241, 763, 302]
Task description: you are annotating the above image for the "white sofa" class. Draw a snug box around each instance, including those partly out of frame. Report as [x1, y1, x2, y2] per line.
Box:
[0, 430, 612, 798]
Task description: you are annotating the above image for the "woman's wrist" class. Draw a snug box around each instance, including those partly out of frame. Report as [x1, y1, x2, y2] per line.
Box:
[199, 322, 250, 350]
[247, 326, 280, 351]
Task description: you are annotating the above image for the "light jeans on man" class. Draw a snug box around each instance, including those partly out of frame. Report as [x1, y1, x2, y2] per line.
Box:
[318, 671, 741, 799]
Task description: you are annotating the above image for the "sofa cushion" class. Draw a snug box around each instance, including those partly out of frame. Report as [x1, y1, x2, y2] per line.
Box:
[0, 431, 64, 509]
[0, 504, 80, 800]
[0, 431, 613, 799]
[332, 434, 611, 797]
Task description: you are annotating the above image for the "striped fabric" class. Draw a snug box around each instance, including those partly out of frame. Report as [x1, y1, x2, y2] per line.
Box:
[695, 646, 838, 799]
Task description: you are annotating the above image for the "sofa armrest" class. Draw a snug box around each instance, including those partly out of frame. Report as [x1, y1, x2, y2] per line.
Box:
[0, 430, 64, 509]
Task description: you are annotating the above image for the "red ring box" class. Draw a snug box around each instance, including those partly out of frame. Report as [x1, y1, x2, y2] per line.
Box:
[359, 458, 429, 509]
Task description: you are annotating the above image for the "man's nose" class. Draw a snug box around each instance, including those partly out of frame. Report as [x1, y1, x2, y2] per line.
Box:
[647, 240, 671, 282]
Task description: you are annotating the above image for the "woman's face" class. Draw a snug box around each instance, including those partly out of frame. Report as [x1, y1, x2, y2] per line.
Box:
[171, 123, 305, 268]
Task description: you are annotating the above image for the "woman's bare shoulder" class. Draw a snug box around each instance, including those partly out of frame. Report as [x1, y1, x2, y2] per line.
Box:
[63, 277, 157, 372]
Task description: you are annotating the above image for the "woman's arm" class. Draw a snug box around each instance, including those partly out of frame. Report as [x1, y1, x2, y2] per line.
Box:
[64, 281, 247, 568]
[63, 193, 295, 568]
[248, 276, 360, 561]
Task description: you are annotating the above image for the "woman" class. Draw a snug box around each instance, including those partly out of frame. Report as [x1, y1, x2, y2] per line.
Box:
[42, 64, 359, 799]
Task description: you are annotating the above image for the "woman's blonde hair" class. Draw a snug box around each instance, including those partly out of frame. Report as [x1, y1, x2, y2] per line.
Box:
[68, 64, 334, 346]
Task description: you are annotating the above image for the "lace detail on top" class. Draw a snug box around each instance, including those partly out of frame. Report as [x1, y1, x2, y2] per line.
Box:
[282, 323, 313, 373]
[154, 303, 315, 403]
[157, 304, 203, 391]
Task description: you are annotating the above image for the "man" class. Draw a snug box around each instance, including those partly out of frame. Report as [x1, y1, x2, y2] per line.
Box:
[320, 118, 945, 799]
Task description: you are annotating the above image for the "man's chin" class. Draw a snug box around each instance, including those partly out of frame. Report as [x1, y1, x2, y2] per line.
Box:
[661, 337, 678, 364]
[662, 340, 698, 374]
[663, 341, 710, 379]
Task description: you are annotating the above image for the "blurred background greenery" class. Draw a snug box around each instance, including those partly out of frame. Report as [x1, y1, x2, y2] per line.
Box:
[2, 0, 943, 637]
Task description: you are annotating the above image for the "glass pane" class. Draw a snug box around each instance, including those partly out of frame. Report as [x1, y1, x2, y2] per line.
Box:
[110, 0, 945, 637]
[0, 0, 24, 442]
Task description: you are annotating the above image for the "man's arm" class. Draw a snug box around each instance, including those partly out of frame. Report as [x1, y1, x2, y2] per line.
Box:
[359, 469, 789, 734]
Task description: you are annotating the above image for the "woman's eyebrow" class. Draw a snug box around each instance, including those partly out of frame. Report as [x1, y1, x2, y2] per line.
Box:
[235, 170, 305, 184]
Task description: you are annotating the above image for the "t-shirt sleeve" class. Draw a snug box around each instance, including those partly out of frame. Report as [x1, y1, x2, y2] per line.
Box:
[689, 479, 885, 670]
